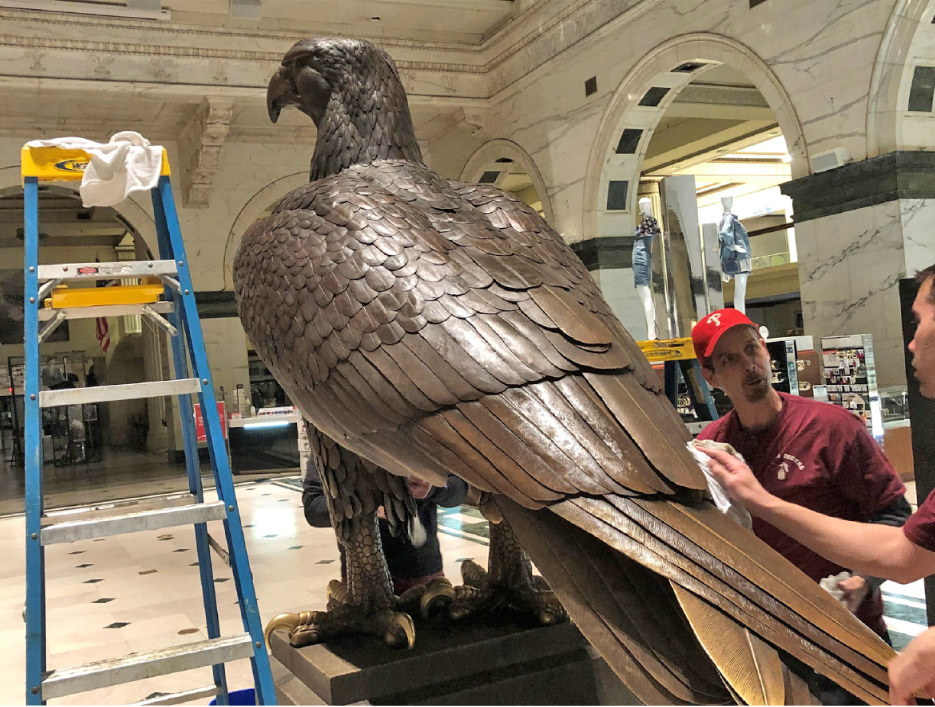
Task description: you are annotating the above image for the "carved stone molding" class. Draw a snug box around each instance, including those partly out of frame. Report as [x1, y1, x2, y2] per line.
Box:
[0, 0, 658, 93]
[179, 96, 233, 208]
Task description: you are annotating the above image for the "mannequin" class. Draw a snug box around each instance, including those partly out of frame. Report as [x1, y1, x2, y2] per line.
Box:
[718, 196, 752, 314]
[633, 197, 658, 340]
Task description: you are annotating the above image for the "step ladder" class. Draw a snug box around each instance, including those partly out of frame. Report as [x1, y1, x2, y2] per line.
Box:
[21, 143, 276, 705]
[637, 337, 719, 425]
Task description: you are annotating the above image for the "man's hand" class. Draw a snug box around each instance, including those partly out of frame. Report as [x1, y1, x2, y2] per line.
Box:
[889, 627, 935, 704]
[699, 446, 777, 514]
[837, 575, 869, 614]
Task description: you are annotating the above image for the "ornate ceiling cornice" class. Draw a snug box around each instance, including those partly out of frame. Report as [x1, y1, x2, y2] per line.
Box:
[0, 0, 644, 84]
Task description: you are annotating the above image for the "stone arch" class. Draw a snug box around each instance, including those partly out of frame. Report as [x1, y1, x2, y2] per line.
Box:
[222, 171, 308, 291]
[868, 0, 935, 156]
[582, 33, 807, 240]
[0, 163, 158, 257]
[459, 138, 555, 225]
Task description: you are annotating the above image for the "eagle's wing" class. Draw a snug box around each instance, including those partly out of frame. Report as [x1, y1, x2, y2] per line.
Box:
[234, 162, 705, 506]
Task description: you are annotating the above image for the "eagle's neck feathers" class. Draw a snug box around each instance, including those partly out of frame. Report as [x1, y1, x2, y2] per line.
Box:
[310, 60, 423, 180]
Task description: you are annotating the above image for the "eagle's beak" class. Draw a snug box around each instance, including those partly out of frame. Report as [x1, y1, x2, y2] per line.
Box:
[266, 70, 292, 124]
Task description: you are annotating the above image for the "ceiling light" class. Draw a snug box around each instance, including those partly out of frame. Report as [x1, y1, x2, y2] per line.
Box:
[126, 0, 161, 10]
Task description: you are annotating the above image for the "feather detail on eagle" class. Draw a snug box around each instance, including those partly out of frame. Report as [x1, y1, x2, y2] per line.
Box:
[234, 37, 894, 705]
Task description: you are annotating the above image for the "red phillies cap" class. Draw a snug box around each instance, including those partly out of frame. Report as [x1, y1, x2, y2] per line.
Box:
[691, 309, 758, 360]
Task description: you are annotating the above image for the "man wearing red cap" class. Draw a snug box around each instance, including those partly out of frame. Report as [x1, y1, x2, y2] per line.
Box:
[691, 308, 910, 646]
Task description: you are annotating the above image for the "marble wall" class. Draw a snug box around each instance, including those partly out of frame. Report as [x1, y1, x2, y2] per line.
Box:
[793, 199, 931, 389]
[901, 199, 935, 275]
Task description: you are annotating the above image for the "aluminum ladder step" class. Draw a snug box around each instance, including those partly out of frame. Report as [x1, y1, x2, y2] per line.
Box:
[43, 492, 199, 523]
[37, 260, 178, 281]
[136, 685, 220, 705]
[41, 500, 227, 545]
[38, 301, 174, 321]
[41, 634, 254, 700]
[39, 378, 201, 407]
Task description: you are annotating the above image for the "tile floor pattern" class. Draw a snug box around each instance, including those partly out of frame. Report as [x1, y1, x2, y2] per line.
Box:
[0, 477, 929, 704]
[0, 478, 486, 705]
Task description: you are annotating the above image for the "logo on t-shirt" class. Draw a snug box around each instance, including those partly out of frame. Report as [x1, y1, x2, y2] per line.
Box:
[774, 453, 804, 481]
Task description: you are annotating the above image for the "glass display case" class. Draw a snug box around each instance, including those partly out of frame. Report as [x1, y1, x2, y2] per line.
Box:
[879, 386, 910, 424]
[6, 353, 103, 466]
[247, 349, 291, 409]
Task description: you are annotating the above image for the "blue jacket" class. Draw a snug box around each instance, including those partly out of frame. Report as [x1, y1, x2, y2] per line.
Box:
[718, 214, 751, 275]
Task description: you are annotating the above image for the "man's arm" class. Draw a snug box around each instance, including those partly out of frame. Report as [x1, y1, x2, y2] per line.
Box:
[424, 474, 470, 508]
[702, 447, 935, 583]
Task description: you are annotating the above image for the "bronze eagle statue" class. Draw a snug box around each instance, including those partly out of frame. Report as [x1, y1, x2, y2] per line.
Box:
[233, 37, 895, 704]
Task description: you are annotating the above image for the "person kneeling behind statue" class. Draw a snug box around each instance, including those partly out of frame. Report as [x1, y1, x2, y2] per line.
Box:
[303, 467, 469, 593]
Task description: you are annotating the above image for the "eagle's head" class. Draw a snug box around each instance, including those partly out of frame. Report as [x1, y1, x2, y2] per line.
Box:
[267, 37, 421, 178]
[267, 37, 402, 126]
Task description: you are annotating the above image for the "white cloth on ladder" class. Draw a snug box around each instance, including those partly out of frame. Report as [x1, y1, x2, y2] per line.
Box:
[26, 132, 164, 207]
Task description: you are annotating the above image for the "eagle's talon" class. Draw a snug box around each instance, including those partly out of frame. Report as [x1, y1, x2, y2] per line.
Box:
[460, 559, 489, 589]
[419, 580, 456, 619]
[379, 610, 416, 649]
[326, 579, 347, 604]
[264, 612, 300, 646]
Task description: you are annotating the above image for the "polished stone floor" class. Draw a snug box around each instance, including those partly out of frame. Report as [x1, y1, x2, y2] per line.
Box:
[0, 447, 928, 704]
[0, 474, 489, 705]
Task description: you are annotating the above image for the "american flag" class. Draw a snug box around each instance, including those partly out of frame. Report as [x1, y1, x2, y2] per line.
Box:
[94, 258, 111, 352]
[95, 314, 110, 352]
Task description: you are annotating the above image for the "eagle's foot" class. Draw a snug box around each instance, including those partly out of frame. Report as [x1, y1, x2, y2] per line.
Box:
[265, 604, 415, 650]
[439, 559, 567, 625]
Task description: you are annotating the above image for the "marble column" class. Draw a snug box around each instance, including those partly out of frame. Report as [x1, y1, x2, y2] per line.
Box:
[570, 237, 655, 339]
[781, 152, 935, 389]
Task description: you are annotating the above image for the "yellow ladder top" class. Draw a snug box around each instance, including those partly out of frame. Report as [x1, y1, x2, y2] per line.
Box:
[21, 144, 171, 183]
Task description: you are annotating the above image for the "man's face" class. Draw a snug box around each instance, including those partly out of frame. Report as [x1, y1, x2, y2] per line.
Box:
[702, 325, 773, 404]
[909, 277, 935, 399]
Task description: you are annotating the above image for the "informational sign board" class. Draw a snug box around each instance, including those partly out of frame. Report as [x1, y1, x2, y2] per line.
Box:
[194, 402, 227, 442]
[820, 334, 883, 443]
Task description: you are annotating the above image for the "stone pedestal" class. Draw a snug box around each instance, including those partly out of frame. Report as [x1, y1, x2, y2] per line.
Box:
[269, 617, 636, 705]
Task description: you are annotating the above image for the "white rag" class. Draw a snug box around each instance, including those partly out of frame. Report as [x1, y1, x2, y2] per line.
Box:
[687, 439, 753, 529]
[26, 132, 164, 208]
[819, 570, 852, 606]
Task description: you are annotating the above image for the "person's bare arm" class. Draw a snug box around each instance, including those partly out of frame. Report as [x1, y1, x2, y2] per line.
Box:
[890, 627, 935, 704]
[701, 447, 935, 583]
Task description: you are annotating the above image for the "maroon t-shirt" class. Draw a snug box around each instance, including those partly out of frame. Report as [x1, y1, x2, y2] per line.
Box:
[904, 490, 935, 552]
[698, 392, 906, 637]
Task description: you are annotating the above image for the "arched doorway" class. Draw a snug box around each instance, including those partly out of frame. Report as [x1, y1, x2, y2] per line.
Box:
[460, 139, 554, 224]
[583, 34, 806, 339]
[0, 183, 170, 508]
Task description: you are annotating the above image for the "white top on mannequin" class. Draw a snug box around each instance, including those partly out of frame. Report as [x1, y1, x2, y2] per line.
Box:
[639, 197, 652, 216]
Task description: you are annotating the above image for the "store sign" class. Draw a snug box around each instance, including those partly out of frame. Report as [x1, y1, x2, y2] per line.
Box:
[194, 402, 227, 442]
[54, 159, 88, 173]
